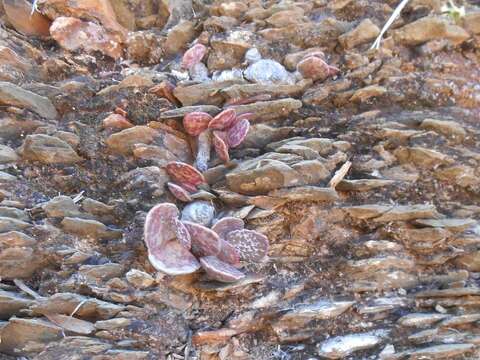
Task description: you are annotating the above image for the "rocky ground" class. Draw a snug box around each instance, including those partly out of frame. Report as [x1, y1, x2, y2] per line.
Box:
[0, 0, 480, 359]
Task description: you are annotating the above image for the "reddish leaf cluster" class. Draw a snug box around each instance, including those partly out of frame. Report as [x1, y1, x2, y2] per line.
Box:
[164, 161, 206, 202]
[144, 203, 269, 283]
[184, 108, 251, 165]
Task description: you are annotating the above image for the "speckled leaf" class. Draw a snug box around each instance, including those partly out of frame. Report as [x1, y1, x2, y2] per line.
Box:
[208, 109, 237, 130]
[235, 112, 254, 123]
[195, 130, 211, 172]
[175, 219, 191, 249]
[181, 43, 207, 69]
[166, 161, 206, 187]
[178, 181, 198, 193]
[149, 240, 200, 275]
[227, 119, 250, 148]
[213, 131, 230, 162]
[183, 221, 221, 257]
[167, 182, 192, 202]
[183, 112, 212, 136]
[225, 229, 269, 262]
[181, 201, 215, 227]
[217, 239, 241, 267]
[212, 217, 245, 239]
[144, 203, 178, 250]
[200, 256, 245, 283]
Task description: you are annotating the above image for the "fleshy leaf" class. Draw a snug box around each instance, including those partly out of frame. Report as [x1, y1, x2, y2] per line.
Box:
[183, 221, 221, 257]
[166, 161, 206, 187]
[208, 109, 236, 130]
[225, 229, 269, 262]
[212, 217, 245, 239]
[213, 131, 230, 162]
[148, 240, 200, 275]
[200, 256, 245, 283]
[181, 200, 215, 227]
[181, 43, 207, 70]
[183, 112, 212, 136]
[175, 219, 191, 249]
[227, 119, 250, 148]
[144, 203, 179, 250]
[217, 239, 241, 267]
[167, 182, 192, 202]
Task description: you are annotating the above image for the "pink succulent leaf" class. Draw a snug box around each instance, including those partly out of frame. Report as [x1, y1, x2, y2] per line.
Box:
[213, 131, 230, 162]
[167, 182, 192, 202]
[217, 239, 241, 268]
[183, 112, 212, 136]
[166, 161, 206, 187]
[200, 256, 245, 283]
[175, 219, 191, 250]
[148, 240, 200, 275]
[227, 119, 250, 148]
[235, 112, 254, 123]
[144, 203, 179, 250]
[225, 229, 269, 262]
[178, 181, 198, 193]
[181, 43, 207, 70]
[195, 130, 211, 173]
[208, 108, 237, 130]
[211, 217, 245, 239]
[183, 221, 221, 257]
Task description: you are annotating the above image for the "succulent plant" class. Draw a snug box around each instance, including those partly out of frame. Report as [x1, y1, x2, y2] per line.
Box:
[144, 203, 269, 283]
[182, 43, 207, 70]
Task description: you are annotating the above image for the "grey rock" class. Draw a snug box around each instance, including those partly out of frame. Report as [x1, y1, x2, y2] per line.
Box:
[0, 290, 35, 320]
[0, 144, 18, 163]
[317, 332, 384, 359]
[243, 59, 295, 85]
[181, 201, 215, 226]
[0, 81, 58, 118]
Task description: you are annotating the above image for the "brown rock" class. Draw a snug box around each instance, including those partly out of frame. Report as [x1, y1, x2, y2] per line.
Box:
[208, 30, 253, 71]
[3, 0, 51, 37]
[338, 19, 380, 49]
[350, 85, 386, 102]
[105, 126, 159, 155]
[420, 118, 466, 141]
[0, 317, 62, 356]
[394, 146, 453, 168]
[217, 1, 248, 19]
[50, 17, 123, 59]
[0, 46, 33, 72]
[0, 290, 35, 320]
[394, 16, 470, 46]
[38, 0, 127, 38]
[173, 80, 243, 106]
[0, 216, 31, 232]
[61, 217, 122, 239]
[18, 134, 82, 164]
[163, 20, 196, 55]
[269, 186, 339, 202]
[463, 12, 480, 34]
[229, 98, 302, 123]
[0, 144, 18, 163]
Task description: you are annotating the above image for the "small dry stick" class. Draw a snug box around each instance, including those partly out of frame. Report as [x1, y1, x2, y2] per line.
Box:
[371, 0, 411, 50]
[328, 161, 352, 189]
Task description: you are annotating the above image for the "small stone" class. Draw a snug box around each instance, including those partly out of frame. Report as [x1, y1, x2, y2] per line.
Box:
[0, 82, 57, 118]
[420, 118, 466, 140]
[394, 16, 470, 46]
[317, 332, 383, 359]
[125, 269, 155, 289]
[42, 195, 82, 218]
[338, 19, 380, 49]
[350, 85, 386, 102]
[269, 186, 339, 202]
[397, 313, 449, 328]
[394, 146, 453, 168]
[0, 290, 35, 320]
[0, 231, 36, 247]
[79, 263, 124, 282]
[106, 126, 159, 155]
[0, 145, 18, 163]
[18, 134, 82, 164]
[181, 201, 215, 227]
[3, 0, 51, 37]
[408, 344, 474, 359]
[61, 217, 122, 239]
[0, 317, 62, 356]
[243, 59, 294, 85]
[0, 216, 30, 232]
[95, 318, 131, 330]
[50, 17, 123, 59]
